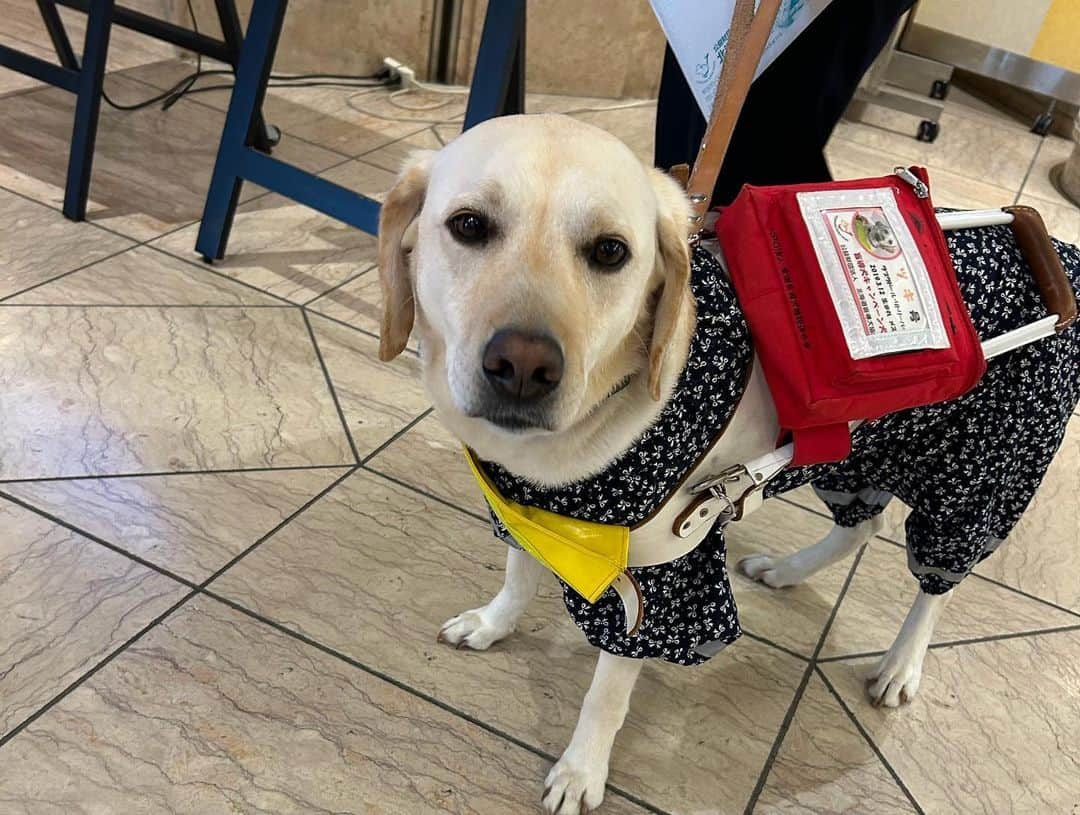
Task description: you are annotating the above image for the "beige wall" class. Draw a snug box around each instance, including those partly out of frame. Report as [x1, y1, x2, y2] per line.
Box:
[164, 0, 662, 97]
[912, 0, 1053, 56]
[452, 0, 666, 98]
[174, 0, 437, 77]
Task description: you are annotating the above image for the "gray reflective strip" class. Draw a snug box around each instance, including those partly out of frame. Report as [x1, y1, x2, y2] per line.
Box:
[814, 486, 893, 508]
[906, 535, 1004, 583]
[906, 547, 969, 582]
[694, 639, 731, 658]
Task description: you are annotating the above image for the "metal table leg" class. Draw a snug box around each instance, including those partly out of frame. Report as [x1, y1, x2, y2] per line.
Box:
[36, 0, 79, 69]
[213, 0, 277, 152]
[64, 0, 114, 221]
[196, 0, 288, 260]
[463, 0, 526, 129]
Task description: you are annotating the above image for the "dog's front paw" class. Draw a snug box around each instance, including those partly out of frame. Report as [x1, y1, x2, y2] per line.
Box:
[866, 647, 925, 708]
[738, 553, 801, 588]
[437, 607, 514, 651]
[542, 750, 606, 814]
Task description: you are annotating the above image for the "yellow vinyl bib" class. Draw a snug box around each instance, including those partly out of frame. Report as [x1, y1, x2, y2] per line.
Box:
[464, 449, 629, 603]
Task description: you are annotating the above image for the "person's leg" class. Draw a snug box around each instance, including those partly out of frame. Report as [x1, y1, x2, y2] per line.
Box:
[654, 0, 916, 205]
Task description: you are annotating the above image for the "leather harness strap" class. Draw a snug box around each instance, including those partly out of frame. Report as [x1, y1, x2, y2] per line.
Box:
[684, 0, 783, 238]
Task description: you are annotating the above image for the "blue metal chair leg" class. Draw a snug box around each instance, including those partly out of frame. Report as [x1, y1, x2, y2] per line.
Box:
[213, 0, 276, 153]
[463, 0, 526, 129]
[63, 0, 113, 221]
[36, 0, 79, 70]
[195, 0, 286, 261]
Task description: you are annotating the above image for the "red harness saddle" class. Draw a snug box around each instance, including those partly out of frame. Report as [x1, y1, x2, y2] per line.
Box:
[717, 168, 986, 466]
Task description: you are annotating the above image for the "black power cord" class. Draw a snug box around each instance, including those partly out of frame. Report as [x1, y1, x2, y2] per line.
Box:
[101, 0, 395, 113]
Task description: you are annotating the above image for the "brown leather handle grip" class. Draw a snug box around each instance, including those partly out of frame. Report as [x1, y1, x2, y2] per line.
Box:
[1002, 206, 1078, 332]
[685, 0, 782, 235]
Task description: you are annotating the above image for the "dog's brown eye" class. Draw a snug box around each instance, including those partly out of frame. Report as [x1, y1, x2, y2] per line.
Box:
[591, 238, 629, 270]
[448, 211, 489, 244]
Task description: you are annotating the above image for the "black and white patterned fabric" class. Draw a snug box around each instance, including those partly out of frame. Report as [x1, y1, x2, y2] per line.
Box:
[480, 224, 1080, 666]
[767, 224, 1080, 594]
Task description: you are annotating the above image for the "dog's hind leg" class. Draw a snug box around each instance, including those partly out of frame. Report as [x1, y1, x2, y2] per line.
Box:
[543, 652, 643, 815]
[739, 514, 884, 588]
[438, 546, 544, 650]
[867, 588, 950, 707]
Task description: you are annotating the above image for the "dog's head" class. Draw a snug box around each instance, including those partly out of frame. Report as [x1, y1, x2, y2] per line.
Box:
[377, 114, 691, 457]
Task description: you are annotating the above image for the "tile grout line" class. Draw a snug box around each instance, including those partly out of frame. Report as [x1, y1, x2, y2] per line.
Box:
[0, 490, 200, 590]
[195, 466, 359, 589]
[3, 457, 816, 815]
[826, 132, 1018, 197]
[0, 83, 50, 102]
[302, 264, 375, 306]
[301, 308, 362, 464]
[872, 532, 1080, 623]
[0, 462, 353, 486]
[0, 466, 360, 746]
[126, 117, 443, 310]
[926, 621, 1080, 651]
[359, 407, 434, 465]
[0, 242, 135, 304]
[0, 178, 198, 248]
[6, 463, 359, 597]
[778, 496, 1080, 624]
[0, 459, 667, 812]
[816, 648, 888, 664]
[742, 544, 867, 813]
[1, 28, 59, 51]
[0, 589, 199, 750]
[198, 589, 674, 815]
[124, 62, 439, 166]
[1014, 136, 1045, 205]
[742, 669, 814, 811]
[814, 667, 927, 815]
[0, 303, 294, 308]
[0, 114, 411, 306]
[363, 465, 490, 524]
[740, 631, 812, 664]
[817, 621, 1080, 664]
[304, 307, 421, 358]
[0, 466, 360, 751]
[0, 181, 291, 306]
[351, 122, 448, 162]
[136, 241, 298, 306]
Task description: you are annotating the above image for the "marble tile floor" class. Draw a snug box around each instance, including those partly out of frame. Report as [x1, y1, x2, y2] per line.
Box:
[2, 19, 1080, 814]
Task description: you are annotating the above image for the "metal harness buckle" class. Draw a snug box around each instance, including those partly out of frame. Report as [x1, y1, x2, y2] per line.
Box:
[673, 451, 793, 539]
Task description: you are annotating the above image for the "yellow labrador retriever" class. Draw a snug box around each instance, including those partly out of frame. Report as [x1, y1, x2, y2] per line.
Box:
[377, 114, 948, 814]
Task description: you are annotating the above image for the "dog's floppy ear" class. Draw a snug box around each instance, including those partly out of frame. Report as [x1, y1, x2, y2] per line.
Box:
[377, 149, 434, 361]
[646, 168, 693, 400]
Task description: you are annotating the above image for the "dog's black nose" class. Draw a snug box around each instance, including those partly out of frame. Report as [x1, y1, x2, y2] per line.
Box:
[482, 330, 564, 402]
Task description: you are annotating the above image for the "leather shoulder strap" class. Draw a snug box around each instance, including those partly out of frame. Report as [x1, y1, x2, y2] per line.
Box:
[685, 0, 783, 237]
